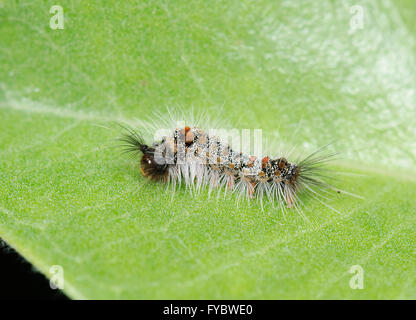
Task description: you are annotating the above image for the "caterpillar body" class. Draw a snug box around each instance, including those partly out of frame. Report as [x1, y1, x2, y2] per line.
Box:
[120, 120, 344, 217]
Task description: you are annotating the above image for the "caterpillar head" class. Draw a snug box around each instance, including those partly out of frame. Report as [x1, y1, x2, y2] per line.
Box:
[140, 148, 168, 181]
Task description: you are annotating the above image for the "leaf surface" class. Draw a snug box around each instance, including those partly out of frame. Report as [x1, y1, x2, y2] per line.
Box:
[0, 0, 415, 299]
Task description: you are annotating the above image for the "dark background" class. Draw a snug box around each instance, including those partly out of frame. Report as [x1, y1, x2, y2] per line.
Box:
[0, 240, 68, 300]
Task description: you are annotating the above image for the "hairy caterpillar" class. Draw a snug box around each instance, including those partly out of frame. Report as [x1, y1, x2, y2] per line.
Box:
[118, 112, 352, 219]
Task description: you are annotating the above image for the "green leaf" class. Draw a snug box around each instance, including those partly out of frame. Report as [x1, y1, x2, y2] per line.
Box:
[1, 0, 415, 299]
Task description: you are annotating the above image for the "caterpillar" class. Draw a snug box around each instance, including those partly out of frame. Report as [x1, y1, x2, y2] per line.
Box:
[118, 113, 351, 219]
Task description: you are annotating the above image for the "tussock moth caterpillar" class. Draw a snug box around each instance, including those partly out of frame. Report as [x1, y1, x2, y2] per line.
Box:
[118, 110, 358, 219]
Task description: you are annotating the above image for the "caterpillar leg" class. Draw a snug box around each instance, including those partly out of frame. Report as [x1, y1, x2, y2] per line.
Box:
[286, 194, 294, 208]
[226, 175, 235, 190]
[248, 182, 255, 199]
